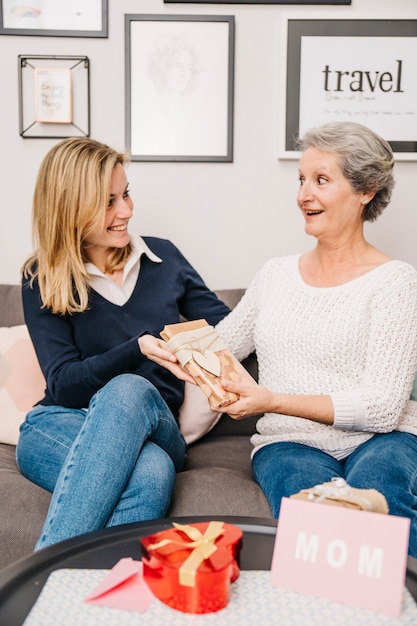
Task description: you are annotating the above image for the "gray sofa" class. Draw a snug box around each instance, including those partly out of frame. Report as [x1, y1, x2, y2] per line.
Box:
[0, 284, 272, 571]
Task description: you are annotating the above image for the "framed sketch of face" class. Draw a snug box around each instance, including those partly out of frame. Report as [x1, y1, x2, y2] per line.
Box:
[125, 14, 235, 162]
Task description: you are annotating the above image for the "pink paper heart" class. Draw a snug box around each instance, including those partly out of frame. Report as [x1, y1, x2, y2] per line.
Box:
[84, 557, 154, 613]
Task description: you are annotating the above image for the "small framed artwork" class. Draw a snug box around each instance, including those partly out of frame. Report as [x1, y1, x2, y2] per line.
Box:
[19, 55, 90, 138]
[0, 0, 107, 37]
[34, 68, 72, 123]
[279, 16, 417, 161]
[125, 14, 235, 162]
[165, 0, 350, 4]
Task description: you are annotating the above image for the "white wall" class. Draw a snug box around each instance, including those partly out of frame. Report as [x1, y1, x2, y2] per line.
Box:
[1, 0, 416, 289]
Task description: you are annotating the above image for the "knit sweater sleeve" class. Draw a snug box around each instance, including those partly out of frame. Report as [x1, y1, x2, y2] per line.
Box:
[215, 269, 260, 360]
[331, 264, 417, 432]
[218, 258, 417, 437]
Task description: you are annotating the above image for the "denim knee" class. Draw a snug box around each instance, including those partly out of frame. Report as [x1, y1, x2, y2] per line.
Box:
[345, 432, 417, 558]
[252, 442, 344, 517]
[95, 373, 158, 409]
[91, 373, 186, 471]
[90, 374, 165, 429]
[105, 441, 177, 526]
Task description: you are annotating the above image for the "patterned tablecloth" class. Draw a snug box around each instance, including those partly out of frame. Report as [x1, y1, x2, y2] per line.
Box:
[22, 568, 417, 626]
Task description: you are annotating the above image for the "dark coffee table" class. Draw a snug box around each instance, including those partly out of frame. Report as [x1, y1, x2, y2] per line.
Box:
[0, 515, 416, 626]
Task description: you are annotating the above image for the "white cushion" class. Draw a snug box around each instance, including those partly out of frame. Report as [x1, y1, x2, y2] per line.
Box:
[0, 325, 45, 445]
[178, 382, 221, 444]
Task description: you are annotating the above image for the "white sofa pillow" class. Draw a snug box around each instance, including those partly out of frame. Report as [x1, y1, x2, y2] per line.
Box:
[178, 382, 221, 444]
[0, 325, 45, 445]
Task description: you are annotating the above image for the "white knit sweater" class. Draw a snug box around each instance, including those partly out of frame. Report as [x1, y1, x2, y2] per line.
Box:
[216, 255, 417, 460]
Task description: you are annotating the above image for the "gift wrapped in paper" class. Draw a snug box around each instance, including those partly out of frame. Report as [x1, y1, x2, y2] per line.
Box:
[140, 521, 243, 614]
[290, 477, 389, 514]
[160, 319, 254, 409]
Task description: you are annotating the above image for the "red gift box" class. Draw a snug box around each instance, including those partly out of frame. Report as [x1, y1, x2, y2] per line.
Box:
[140, 521, 243, 614]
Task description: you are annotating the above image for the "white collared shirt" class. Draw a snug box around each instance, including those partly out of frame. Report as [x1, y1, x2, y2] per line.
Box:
[85, 234, 162, 305]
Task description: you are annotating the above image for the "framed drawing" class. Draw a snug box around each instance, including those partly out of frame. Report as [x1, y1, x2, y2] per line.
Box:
[0, 0, 107, 37]
[165, 0, 350, 4]
[279, 16, 417, 161]
[19, 55, 90, 138]
[125, 14, 235, 162]
[34, 68, 72, 123]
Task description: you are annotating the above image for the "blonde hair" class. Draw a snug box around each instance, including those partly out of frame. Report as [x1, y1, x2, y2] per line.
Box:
[22, 137, 131, 315]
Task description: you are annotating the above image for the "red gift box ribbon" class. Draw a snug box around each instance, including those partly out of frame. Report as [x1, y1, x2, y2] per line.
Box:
[146, 521, 226, 587]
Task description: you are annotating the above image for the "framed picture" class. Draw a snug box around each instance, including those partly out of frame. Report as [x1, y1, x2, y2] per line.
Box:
[34, 68, 72, 123]
[19, 55, 90, 138]
[279, 16, 417, 161]
[165, 0, 350, 4]
[125, 14, 235, 162]
[0, 0, 107, 37]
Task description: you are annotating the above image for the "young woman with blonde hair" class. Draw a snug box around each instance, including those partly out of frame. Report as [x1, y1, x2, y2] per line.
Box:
[17, 137, 229, 550]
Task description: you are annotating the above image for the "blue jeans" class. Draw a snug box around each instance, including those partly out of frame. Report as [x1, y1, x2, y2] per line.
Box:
[16, 374, 186, 550]
[252, 432, 417, 557]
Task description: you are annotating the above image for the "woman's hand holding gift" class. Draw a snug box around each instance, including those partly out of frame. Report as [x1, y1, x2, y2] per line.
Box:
[215, 378, 270, 419]
[138, 334, 195, 384]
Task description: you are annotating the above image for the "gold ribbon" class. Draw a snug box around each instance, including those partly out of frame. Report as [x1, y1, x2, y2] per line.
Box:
[146, 521, 225, 587]
[306, 477, 373, 510]
[165, 327, 226, 377]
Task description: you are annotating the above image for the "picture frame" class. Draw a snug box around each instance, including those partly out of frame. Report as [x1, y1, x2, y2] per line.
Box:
[125, 14, 235, 162]
[34, 68, 72, 123]
[0, 0, 107, 38]
[165, 0, 350, 4]
[18, 55, 90, 139]
[279, 15, 417, 161]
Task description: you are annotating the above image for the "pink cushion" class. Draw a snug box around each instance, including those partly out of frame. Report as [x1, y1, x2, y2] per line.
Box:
[0, 325, 45, 445]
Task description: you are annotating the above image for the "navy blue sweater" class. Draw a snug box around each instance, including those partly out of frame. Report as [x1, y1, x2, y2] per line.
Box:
[22, 238, 230, 416]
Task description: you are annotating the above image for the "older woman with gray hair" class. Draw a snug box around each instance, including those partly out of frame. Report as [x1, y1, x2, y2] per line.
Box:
[217, 121, 417, 554]
[144, 121, 417, 555]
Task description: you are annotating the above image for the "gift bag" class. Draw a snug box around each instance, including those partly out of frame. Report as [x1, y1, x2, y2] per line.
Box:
[160, 319, 255, 409]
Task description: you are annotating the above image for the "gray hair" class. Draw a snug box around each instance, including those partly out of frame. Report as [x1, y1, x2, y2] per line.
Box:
[296, 122, 395, 222]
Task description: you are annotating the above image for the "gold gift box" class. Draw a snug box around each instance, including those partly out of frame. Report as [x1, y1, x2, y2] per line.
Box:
[160, 319, 254, 409]
[290, 478, 389, 514]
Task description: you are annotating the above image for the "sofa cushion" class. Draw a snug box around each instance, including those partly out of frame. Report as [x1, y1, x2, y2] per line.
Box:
[170, 467, 272, 518]
[179, 381, 221, 443]
[169, 436, 272, 518]
[0, 284, 25, 327]
[0, 325, 45, 444]
[0, 443, 51, 569]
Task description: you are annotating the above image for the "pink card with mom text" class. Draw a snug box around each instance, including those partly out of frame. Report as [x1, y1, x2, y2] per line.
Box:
[270, 497, 410, 617]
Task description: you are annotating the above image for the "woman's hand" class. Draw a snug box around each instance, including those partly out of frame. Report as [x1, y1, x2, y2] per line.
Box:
[218, 378, 335, 425]
[213, 378, 274, 419]
[138, 335, 195, 384]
